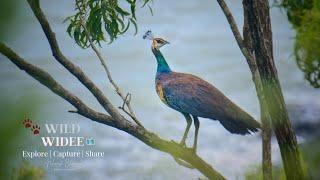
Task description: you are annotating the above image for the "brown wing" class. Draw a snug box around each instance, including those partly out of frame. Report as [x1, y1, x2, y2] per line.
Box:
[158, 72, 260, 134]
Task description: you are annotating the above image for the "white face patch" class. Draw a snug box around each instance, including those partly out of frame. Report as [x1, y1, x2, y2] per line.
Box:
[153, 38, 169, 49]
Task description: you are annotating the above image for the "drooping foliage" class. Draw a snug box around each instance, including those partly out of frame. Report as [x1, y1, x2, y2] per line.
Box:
[276, 0, 320, 88]
[65, 0, 152, 48]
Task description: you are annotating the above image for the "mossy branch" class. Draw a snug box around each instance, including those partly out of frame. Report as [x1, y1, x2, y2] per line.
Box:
[216, 0, 273, 179]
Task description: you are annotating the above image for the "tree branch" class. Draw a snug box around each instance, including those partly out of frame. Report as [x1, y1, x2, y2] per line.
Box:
[243, 2, 272, 179]
[216, 0, 273, 179]
[242, 1, 307, 179]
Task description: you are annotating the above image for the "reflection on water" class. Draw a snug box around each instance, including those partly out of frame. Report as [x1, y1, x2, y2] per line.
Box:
[0, 0, 319, 179]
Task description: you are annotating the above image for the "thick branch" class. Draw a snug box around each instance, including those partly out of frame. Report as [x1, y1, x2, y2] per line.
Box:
[216, 0, 273, 179]
[243, 1, 307, 179]
[243, 3, 272, 180]
[0, 43, 225, 180]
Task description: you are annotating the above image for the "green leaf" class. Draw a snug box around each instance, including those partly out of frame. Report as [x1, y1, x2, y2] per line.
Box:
[120, 20, 130, 34]
[129, 18, 138, 35]
[115, 6, 130, 16]
[148, 4, 153, 16]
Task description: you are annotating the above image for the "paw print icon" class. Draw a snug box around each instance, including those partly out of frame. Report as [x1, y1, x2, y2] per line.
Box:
[31, 125, 40, 135]
[22, 118, 32, 128]
[22, 117, 41, 135]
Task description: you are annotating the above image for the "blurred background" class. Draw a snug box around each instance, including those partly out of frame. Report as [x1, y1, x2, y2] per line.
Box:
[0, 0, 319, 179]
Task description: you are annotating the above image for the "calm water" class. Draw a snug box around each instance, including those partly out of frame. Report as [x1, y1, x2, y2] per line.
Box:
[0, 0, 319, 179]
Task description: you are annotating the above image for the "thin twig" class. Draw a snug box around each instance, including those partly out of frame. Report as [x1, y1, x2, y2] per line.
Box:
[68, 110, 78, 113]
[118, 93, 139, 123]
[76, 3, 144, 128]
[216, 0, 255, 68]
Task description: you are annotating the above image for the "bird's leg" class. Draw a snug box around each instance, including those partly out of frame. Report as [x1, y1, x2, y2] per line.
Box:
[179, 114, 192, 147]
[192, 116, 200, 153]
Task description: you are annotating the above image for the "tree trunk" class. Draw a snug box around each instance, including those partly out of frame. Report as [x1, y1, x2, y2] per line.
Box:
[243, 2, 272, 179]
[243, 0, 307, 179]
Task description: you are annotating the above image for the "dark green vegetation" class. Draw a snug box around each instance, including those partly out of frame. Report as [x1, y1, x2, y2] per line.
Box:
[65, 0, 152, 48]
[244, 165, 286, 180]
[301, 139, 320, 179]
[244, 139, 320, 179]
[0, 95, 44, 180]
[0, 2, 44, 179]
[0, 0, 22, 40]
[276, 0, 320, 88]
[12, 161, 44, 180]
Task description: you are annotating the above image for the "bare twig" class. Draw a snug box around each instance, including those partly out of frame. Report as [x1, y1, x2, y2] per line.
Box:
[75, 3, 143, 128]
[68, 110, 78, 113]
[118, 93, 139, 123]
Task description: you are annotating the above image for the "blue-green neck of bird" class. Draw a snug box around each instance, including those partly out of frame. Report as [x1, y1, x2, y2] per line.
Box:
[152, 47, 171, 74]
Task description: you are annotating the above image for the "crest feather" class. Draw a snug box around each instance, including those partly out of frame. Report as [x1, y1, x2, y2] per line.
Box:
[143, 30, 154, 40]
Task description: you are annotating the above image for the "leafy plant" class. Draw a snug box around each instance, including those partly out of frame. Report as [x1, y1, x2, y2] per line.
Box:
[12, 161, 44, 180]
[65, 0, 152, 48]
[276, 0, 320, 88]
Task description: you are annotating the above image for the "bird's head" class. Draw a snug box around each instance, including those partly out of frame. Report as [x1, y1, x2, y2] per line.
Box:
[143, 30, 169, 50]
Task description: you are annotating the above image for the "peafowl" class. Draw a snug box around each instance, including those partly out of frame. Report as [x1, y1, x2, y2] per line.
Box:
[143, 30, 261, 152]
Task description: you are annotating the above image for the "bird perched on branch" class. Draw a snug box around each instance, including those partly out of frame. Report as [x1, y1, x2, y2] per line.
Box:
[143, 30, 261, 152]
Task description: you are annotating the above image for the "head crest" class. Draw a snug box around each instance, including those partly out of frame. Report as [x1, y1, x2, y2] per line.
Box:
[143, 30, 154, 40]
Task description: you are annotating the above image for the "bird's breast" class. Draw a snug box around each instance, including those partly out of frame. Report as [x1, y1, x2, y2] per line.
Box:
[155, 82, 168, 105]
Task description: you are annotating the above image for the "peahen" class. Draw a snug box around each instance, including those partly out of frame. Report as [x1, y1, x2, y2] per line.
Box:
[143, 31, 261, 152]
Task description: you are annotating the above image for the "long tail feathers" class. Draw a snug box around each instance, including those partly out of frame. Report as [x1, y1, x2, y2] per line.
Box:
[218, 114, 261, 135]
